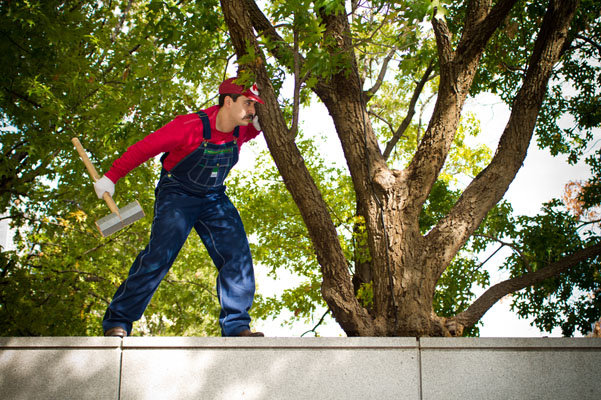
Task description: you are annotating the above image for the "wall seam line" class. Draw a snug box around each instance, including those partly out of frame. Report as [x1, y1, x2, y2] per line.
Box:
[417, 338, 423, 400]
[117, 339, 124, 400]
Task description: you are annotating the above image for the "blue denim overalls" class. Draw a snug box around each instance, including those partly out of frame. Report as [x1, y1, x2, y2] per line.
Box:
[102, 111, 255, 336]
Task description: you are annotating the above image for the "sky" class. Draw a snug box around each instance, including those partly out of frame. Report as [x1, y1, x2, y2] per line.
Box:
[247, 92, 598, 338]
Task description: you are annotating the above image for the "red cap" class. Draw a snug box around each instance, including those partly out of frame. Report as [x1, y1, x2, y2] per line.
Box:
[218, 77, 264, 104]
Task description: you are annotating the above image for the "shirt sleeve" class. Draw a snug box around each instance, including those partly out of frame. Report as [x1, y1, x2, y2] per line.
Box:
[104, 115, 193, 183]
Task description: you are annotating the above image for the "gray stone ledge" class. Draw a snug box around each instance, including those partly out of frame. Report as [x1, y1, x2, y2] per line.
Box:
[420, 337, 601, 349]
[122, 336, 419, 349]
[3, 336, 600, 349]
[0, 336, 121, 349]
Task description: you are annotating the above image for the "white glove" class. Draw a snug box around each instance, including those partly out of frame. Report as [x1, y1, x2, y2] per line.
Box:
[252, 115, 262, 131]
[94, 175, 115, 199]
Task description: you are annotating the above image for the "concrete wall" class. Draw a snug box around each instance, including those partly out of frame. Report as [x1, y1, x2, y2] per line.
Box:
[1, 337, 600, 400]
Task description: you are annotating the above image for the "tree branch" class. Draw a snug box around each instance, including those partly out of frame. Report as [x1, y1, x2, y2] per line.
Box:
[289, 25, 305, 137]
[457, 0, 519, 62]
[416, 92, 436, 145]
[2, 87, 42, 108]
[29, 264, 107, 283]
[574, 33, 601, 55]
[364, 47, 396, 100]
[111, 0, 134, 42]
[474, 234, 533, 273]
[244, 0, 300, 68]
[454, 241, 601, 328]
[368, 110, 396, 135]
[578, 218, 601, 230]
[431, 10, 454, 66]
[402, 5, 499, 215]
[163, 278, 218, 298]
[300, 308, 331, 337]
[461, 0, 492, 38]
[382, 59, 435, 160]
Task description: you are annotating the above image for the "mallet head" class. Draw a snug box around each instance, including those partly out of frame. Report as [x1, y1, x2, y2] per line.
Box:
[95, 200, 145, 237]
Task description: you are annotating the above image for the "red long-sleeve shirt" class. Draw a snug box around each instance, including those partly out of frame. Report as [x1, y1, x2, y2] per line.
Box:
[104, 105, 260, 183]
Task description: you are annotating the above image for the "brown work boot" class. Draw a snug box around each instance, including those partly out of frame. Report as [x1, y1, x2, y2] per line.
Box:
[104, 327, 127, 337]
[237, 329, 264, 337]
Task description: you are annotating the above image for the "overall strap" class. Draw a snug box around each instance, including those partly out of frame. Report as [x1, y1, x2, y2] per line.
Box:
[196, 111, 211, 140]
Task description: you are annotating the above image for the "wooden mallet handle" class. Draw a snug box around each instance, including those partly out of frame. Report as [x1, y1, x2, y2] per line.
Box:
[72, 137, 121, 217]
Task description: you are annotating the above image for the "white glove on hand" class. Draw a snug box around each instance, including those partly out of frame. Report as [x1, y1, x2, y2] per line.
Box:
[94, 175, 115, 199]
[252, 115, 262, 131]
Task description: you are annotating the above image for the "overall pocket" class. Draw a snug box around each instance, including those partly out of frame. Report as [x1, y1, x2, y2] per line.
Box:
[186, 146, 235, 187]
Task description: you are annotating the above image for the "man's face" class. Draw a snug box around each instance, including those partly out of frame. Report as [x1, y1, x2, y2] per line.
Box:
[228, 95, 256, 126]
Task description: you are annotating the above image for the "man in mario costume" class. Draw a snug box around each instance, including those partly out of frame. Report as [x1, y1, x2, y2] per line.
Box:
[94, 77, 265, 337]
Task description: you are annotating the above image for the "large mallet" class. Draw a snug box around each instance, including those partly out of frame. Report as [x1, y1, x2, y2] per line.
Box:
[72, 138, 145, 237]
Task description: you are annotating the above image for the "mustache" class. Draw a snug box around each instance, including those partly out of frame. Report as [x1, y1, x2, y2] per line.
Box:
[245, 114, 255, 120]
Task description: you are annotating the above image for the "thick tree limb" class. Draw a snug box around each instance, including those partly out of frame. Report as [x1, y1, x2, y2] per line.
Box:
[431, 12, 454, 66]
[461, 0, 492, 38]
[454, 242, 601, 329]
[244, 0, 384, 181]
[425, 0, 580, 276]
[315, 7, 388, 184]
[243, 0, 300, 68]
[405, 1, 515, 214]
[457, 0, 519, 63]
